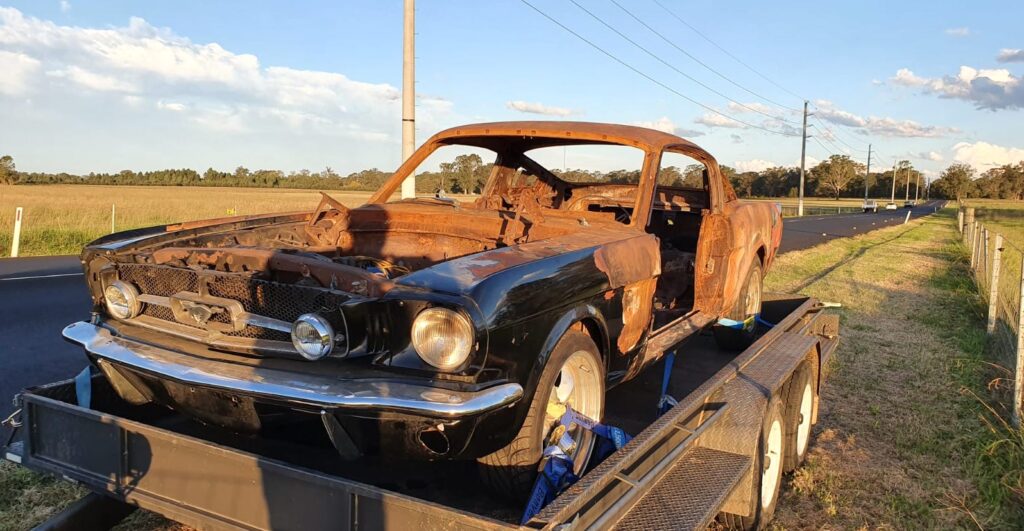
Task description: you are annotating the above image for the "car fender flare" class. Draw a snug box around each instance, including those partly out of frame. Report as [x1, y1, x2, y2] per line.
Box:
[523, 304, 610, 409]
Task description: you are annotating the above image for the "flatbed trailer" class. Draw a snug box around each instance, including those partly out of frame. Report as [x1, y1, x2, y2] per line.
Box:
[3, 294, 838, 530]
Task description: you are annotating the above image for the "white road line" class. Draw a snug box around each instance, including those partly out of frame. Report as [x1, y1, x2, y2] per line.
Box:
[0, 272, 84, 281]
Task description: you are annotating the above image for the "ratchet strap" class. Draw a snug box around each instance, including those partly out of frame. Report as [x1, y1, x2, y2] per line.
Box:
[74, 365, 94, 409]
[520, 408, 632, 524]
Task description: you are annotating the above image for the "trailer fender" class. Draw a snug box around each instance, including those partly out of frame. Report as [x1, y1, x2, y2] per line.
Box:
[698, 332, 820, 518]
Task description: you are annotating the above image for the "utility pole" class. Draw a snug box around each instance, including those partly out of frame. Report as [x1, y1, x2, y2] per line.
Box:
[890, 162, 898, 204]
[863, 144, 872, 200]
[798, 100, 808, 217]
[400, 0, 416, 199]
[914, 173, 921, 202]
[904, 164, 911, 202]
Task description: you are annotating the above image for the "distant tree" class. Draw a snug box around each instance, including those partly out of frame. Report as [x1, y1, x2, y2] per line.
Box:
[811, 155, 863, 200]
[932, 162, 974, 200]
[0, 155, 16, 185]
[657, 165, 684, 186]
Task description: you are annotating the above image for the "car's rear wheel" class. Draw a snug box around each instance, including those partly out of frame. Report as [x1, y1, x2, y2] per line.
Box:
[713, 259, 763, 351]
[477, 329, 605, 501]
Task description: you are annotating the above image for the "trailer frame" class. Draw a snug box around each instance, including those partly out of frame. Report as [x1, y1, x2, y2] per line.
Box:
[4, 294, 838, 531]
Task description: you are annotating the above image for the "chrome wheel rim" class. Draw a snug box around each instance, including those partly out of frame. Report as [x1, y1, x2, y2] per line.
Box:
[797, 382, 813, 456]
[545, 350, 603, 476]
[762, 418, 784, 508]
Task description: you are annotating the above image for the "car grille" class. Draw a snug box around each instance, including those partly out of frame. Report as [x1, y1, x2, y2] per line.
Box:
[117, 263, 351, 342]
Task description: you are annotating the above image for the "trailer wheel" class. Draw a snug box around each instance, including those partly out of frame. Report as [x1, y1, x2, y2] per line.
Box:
[477, 329, 605, 501]
[721, 397, 785, 531]
[713, 259, 763, 351]
[783, 362, 817, 472]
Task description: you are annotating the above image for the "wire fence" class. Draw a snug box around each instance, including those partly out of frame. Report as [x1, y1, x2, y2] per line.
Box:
[958, 205, 1024, 426]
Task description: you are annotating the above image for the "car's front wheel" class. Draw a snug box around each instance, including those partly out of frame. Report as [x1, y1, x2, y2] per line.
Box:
[477, 329, 605, 501]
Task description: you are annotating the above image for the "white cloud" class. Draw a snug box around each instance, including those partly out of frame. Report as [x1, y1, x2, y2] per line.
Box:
[952, 141, 1024, 171]
[506, 100, 572, 117]
[694, 112, 745, 129]
[998, 49, 1024, 63]
[734, 159, 775, 172]
[156, 100, 186, 112]
[919, 151, 944, 162]
[730, 134, 743, 144]
[945, 27, 970, 37]
[0, 6, 460, 172]
[48, 65, 137, 92]
[59, 1, 71, 13]
[726, 101, 779, 115]
[813, 99, 957, 137]
[889, 65, 1024, 110]
[632, 116, 704, 137]
[0, 49, 40, 95]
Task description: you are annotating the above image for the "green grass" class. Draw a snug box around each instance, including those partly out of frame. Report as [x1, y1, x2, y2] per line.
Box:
[768, 209, 1024, 529]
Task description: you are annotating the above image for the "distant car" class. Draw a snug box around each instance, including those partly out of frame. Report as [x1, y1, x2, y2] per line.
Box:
[904, 200, 916, 208]
[862, 199, 878, 213]
[885, 202, 898, 210]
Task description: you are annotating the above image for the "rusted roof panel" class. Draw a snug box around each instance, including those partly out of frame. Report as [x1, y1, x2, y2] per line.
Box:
[430, 121, 709, 154]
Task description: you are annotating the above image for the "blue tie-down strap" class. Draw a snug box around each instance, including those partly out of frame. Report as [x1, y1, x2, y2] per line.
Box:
[716, 315, 755, 331]
[520, 408, 633, 524]
[74, 365, 94, 409]
[658, 350, 678, 417]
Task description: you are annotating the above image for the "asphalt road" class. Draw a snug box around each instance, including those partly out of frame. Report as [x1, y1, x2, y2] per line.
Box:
[0, 200, 943, 433]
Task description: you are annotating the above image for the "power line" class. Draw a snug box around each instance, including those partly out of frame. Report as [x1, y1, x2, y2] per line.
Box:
[519, 0, 798, 137]
[607, 0, 799, 119]
[812, 116, 869, 153]
[651, 0, 805, 103]
[566, 0, 793, 124]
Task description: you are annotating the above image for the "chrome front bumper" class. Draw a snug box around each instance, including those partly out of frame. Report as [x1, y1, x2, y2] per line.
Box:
[62, 321, 523, 418]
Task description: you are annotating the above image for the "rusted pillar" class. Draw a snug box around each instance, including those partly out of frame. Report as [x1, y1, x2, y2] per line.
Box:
[987, 233, 1003, 334]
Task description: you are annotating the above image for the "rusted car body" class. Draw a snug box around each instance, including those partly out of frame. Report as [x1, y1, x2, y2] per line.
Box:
[63, 121, 782, 478]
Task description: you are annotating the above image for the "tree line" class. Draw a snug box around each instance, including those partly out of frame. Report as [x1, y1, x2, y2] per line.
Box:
[2, 152, 1021, 201]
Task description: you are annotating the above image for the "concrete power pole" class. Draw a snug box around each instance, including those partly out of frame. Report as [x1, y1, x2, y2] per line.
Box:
[915, 173, 921, 202]
[904, 164, 911, 202]
[400, 0, 416, 199]
[890, 163, 898, 204]
[798, 100, 808, 217]
[863, 144, 872, 200]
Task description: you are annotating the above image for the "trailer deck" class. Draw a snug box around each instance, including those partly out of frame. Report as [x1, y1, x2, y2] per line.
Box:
[3, 294, 838, 530]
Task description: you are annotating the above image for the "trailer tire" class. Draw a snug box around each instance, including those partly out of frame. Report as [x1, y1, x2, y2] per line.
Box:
[783, 362, 816, 472]
[713, 259, 763, 351]
[477, 329, 605, 502]
[721, 397, 785, 531]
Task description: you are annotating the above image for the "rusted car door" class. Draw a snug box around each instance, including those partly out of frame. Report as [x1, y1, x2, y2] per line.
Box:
[692, 164, 733, 315]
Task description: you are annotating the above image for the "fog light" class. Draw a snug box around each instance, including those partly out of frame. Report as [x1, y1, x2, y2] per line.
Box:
[104, 280, 142, 319]
[291, 314, 334, 360]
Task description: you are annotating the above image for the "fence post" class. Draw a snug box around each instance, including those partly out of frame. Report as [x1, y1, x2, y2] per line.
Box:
[988, 233, 1003, 334]
[971, 222, 981, 269]
[1015, 254, 1024, 427]
[983, 228, 990, 288]
[965, 207, 976, 244]
[958, 209, 964, 233]
[11, 206, 23, 257]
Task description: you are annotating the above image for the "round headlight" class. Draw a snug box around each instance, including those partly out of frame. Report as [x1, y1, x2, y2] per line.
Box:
[104, 281, 141, 319]
[291, 314, 334, 360]
[411, 307, 474, 371]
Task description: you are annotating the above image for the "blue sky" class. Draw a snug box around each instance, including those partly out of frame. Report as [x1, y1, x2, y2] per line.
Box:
[1, 1, 1022, 181]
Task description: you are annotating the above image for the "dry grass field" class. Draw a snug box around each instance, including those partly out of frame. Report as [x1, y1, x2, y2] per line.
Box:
[0, 185, 374, 257]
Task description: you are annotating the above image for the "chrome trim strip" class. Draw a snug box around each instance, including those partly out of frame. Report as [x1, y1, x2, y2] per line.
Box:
[63, 321, 522, 418]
